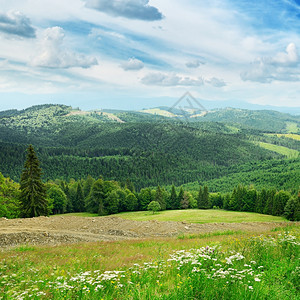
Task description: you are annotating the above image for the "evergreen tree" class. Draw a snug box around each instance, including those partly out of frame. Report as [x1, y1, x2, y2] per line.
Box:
[155, 185, 166, 210]
[83, 175, 94, 199]
[256, 188, 267, 214]
[125, 178, 135, 193]
[19, 145, 48, 218]
[203, 186, 210, 209]
[86, 178, 105, 214]
[272, 191, 290, 216]
[263, 189, 276, 215]
[242, 189, 257, 212]
[181, 192, 190, 209]
[168, 185, 177, 210]
[73, 183, 85, 212]
[176, 187, 184, 210]
[197, 186, 203, 209]
[198, 186, 209, 209]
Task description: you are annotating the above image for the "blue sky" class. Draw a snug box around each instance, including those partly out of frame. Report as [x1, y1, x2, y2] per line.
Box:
[0, 0, 300, 111]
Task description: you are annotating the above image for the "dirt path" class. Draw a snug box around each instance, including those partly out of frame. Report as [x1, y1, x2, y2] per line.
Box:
[0, 216, 291, 248]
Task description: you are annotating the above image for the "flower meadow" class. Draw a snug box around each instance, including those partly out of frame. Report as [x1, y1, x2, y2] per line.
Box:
[0, 231, 299, 299]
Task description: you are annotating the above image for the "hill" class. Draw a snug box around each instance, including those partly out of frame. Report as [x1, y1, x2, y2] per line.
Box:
[0, 104, 299, 190]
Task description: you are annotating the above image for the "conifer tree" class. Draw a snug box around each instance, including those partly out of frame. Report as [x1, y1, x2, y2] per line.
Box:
[176, 187, 184, 210]
[20, 145, 48, 218]
[169, 185, 177, 210]
[197, 186, 203, 209]
[83, 175, 95, 199]
[198, 186, 210, 209]
[155, 185, 166, 210]
[73, 183, 84, 212]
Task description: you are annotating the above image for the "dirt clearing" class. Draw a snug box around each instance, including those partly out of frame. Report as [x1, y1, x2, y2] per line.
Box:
[0, 216, 291, 248]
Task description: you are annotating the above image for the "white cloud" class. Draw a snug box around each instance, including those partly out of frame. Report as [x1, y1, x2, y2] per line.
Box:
[120, 58, 144, 71]
[272, 43, 298, 66]
[241, 43, 300, 83]
[31, 27, 98, 69]
[141, 72, 204, 86]
[0, 11, 35, 38]
[85, 0, 163, 21]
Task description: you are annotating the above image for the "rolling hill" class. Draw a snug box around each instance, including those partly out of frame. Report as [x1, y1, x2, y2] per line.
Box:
[0, 104, 299, 191]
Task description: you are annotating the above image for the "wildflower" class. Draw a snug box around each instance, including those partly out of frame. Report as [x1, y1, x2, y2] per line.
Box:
[254, 278, 261, 282]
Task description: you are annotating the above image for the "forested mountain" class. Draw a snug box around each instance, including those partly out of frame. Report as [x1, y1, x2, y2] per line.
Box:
[140, 107, 300, 133]
[0, 104, 299, 191]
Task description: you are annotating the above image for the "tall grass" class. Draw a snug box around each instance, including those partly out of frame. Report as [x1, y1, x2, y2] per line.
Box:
[0, 226, 299, 299]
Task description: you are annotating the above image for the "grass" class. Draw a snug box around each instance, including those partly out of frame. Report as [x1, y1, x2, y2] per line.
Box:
[256, 142, 299, 158]
[286, 121, 299, 133]
[275, 133, 300, 141]
[53, 212, 98, 217]
[0, 224, 299, 299]
[113, 209, 287, 223]
[139, 108, 176, 118]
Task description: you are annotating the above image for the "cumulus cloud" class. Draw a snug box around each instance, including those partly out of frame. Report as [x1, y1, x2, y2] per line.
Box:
[0, 11, 35, 38]
[85, 0, 163, 21]
[272, 43, 298, 66]
[241, 43, 300, 83]
[121, 58, 144, 71]
[31, 27, 98, 69]
[141, 72, 204, 86]
[186, 59, 205, 68]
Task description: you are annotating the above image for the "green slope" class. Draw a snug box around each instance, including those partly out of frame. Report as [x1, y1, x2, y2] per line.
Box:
[0, 104, 296, 190]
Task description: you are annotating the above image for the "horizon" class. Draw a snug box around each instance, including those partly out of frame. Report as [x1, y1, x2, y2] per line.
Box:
[1, 99, 300, 116]
[1, 1, 300, 111]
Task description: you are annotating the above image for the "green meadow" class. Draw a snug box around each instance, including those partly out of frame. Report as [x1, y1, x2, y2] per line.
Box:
[113, 209, 287, 223]
[0, 224, 299, 299]
[256, 142, 299, 158]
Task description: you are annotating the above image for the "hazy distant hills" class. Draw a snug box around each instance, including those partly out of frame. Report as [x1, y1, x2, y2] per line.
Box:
[0, 103, 299, 133]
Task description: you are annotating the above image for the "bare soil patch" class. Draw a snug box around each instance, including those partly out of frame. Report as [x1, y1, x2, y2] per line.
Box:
[0, 216, 290, 248]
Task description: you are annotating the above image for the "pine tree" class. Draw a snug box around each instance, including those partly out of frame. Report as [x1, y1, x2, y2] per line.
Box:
[169, 185, 177, 210]
[198, 186, 209, 209]
[83, 175, 94, 199]
[20, 145, 48, 218]
[176, 187, 184, 210]
[155, 185, 166, 210]
[197, 186, 203, 209]
[73, 183, 85, 212]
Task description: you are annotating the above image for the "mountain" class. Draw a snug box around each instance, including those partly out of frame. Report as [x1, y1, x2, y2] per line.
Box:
[139, 107, 300, 133]
[0, 104, 299, 191]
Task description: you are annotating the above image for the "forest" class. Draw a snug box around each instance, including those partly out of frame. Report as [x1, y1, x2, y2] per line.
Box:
[0, 104, 299, 221]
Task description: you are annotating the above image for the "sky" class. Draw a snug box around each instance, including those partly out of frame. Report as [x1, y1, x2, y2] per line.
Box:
[0, 0, 300, 111]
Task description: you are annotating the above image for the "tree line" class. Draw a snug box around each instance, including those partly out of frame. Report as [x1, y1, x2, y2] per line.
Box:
[0, 145, 299, 221]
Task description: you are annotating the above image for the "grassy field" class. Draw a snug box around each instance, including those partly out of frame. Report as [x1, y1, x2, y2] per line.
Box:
[275, 133, 300, 141]
[256, 141, 299, 158]
[139, 108, 176, 118]
[112, 209, 287, 223]
[1, 224, 299, 299]
[54, 212, 98, 217]
[286, 121, 299, 133]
